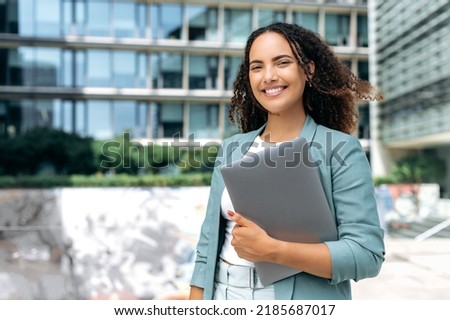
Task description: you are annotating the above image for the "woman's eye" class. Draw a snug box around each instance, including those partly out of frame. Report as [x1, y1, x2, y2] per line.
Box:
[278, 60, 291, 66]
[251, 65, 262, 71]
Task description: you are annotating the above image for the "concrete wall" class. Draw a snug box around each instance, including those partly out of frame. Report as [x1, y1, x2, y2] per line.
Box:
[0, 187, 209, 300]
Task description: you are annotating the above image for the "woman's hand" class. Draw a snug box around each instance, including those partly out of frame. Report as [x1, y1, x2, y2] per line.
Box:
[228, 210, 332, 279]
[189, 286, 204, 300]
[228, 210, 277, 262]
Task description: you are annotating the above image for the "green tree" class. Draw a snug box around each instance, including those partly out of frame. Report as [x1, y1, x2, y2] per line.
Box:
[391, 153, 446, 183]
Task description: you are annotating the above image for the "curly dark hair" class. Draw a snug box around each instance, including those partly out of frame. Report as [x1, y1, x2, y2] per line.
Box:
[229, 22, 383, 134]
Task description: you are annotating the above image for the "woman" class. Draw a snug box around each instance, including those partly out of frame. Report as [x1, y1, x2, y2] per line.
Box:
[189, 22, 385, 300]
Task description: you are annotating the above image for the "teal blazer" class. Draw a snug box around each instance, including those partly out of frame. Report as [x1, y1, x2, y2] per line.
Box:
[190, 115, 385, 300]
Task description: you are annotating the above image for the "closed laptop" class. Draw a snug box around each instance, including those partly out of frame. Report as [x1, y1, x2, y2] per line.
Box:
[220, 136, 338, 285]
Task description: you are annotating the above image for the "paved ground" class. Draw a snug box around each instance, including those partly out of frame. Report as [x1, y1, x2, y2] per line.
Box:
[352, 238, 450, 299]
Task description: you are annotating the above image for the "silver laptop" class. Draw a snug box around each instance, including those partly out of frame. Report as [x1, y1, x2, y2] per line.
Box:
[220, 136, 338, 285]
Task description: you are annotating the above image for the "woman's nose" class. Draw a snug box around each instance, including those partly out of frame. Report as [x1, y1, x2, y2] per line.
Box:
[263, 67, 278, 82]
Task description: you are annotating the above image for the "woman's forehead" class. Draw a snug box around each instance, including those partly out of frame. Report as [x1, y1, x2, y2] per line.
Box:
[249, 32, 294, 58]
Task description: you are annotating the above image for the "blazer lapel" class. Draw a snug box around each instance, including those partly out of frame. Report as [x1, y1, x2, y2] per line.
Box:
[228, 127, 264, 164]
[299, 114, 318, 143]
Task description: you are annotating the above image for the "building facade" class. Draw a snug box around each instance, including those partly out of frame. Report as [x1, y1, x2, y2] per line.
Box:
[369, 0, 450, 194]
[0, 0, 370, 146]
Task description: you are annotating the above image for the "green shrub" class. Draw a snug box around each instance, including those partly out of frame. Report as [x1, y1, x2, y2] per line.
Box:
[0, 127, 96, 175]
[178, 144, 219, 173]
[0, 128, 221, 177]
[146, 144, 182, 174]
[0, 173, 213, 188]
[95, 133, 146, 175]
[372, 175, 398, 186]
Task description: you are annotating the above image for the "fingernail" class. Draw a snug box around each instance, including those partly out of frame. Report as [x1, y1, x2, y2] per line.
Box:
[227, 210, 234, 217]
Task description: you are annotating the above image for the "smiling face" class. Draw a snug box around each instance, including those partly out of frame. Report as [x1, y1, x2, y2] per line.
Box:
[248, 31, 309, 117]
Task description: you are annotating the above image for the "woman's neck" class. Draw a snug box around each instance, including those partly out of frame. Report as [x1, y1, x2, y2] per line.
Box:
[260, 109, 307, 143]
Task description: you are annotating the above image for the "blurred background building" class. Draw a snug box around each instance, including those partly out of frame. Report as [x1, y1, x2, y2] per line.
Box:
[0, 0, 370, 146]
[369, 0, 450, 195]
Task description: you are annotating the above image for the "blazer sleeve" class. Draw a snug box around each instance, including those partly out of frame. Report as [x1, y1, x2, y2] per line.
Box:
[190, 143, 224, 289]
[324, 136, 385, 284]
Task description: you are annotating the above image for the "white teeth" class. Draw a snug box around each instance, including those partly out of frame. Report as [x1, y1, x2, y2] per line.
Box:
[265, 87, 283, 94]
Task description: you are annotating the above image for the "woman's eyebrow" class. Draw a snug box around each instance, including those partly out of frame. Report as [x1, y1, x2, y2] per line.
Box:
[272, 54, 294, 61]
[249, 54, 294, 65]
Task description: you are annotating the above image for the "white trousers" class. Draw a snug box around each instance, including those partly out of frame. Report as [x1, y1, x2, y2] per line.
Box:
[213, 259, 275, 300]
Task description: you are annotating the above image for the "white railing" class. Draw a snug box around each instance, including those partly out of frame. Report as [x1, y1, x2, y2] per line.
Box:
[415, 218, 450, 241]
[415, 199, 450, 241]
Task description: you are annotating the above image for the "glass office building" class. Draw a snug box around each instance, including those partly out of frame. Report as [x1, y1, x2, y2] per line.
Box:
[369, 0, 450, 193]
[0, 0, 370, 144]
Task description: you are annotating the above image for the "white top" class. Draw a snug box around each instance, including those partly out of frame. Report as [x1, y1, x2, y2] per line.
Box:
[219, 135, 276, 266]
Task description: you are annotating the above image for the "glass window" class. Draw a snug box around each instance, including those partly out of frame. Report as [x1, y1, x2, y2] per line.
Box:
[0, 49, 7, 85]
[63, 0, 73, 35]
[0, 101, 10, 137]
[35, 0, 61, 37]
[189, 55, 218, 89]
[137, 3, 147, 38]
[152, 4, 182, 40]
[4, 100, 18, 136]
[6, 49, 20, 86]
[358, 61, 369, 81]
[224, 56, 242, 90]
[113, 51, 135, 88]
[157, 103, 183, 138]
[8, 47, 34, 86]
[18, 0, 33, 36]
[63, 50, 73, 87]
[293, 12, 318, 33]
[151, 54, 159, 88]
[150, 102, 158, 138]
[87, 100, 112, 139]
[325, 13, 350, 46]
[75, 50, 85, 87]
[113, 2, 135, 38]
[3, 99, 61, 133]
[87, 50, 111, 87]
[357, 15, 368, 47]
[258, 9, 285, 28]
[137, 52, 147, 88]
[35, 47, 61, 86]
[3, 0, 18, 33]
[189, 103, 219, 139]
[52, 100, 62, 129]
[161, 53, 182, 88]
[87, 1, 110, 37]
[75, 0, 85, 35]
[75, 100, 86, 136]
[187, 5, 218, 41]
[62, 100, 73, 133]
[114, 101, 136, 136]
[0, 101, 6, 137]
[10, 100, 33, 134]
[35, 99, 60, 128]
[0, 3, 5, 33]
[224, 9, 252, 43]
[358, 105, 370, 139]
[137, 102, 148, 138]
[6, 48, 61, 87]
[20, 100, 34, 133]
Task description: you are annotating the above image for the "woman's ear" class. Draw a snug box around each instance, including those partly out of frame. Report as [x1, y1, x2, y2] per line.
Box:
[308, 61, 315, 79]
